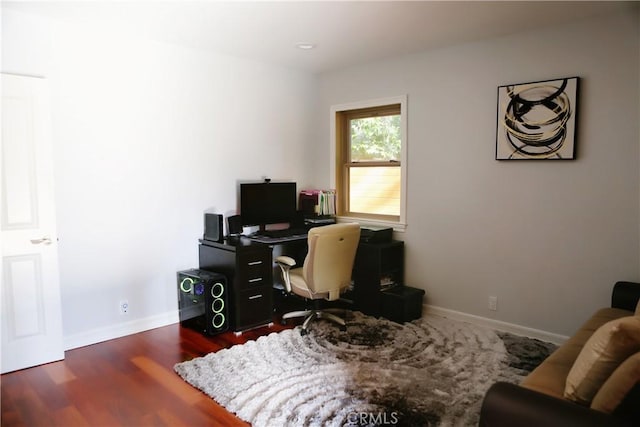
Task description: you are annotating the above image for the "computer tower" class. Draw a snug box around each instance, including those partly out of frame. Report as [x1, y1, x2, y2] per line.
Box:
[177, 269, 229, 335]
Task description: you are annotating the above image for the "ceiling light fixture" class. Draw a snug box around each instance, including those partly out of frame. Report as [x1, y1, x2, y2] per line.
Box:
[296, 42, 316, 50]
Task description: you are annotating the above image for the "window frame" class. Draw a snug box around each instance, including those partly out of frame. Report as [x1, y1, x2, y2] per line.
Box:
[330, 95, 408, 231]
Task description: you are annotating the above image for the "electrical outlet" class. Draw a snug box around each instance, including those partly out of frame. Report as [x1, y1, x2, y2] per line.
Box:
[120, 300, 129, 314]
[488, 296, 498, 311]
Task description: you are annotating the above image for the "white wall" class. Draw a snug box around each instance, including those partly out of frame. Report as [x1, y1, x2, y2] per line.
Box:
[316, 11, 640, 337]
[2, 9, 318, 347]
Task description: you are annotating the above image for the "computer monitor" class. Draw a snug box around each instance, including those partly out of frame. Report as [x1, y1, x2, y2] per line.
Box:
[240, 182, 297, 228]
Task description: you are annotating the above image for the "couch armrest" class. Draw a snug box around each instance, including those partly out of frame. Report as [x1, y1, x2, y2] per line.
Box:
[611, 281, 640, 311]
[479, 382, 631, 427]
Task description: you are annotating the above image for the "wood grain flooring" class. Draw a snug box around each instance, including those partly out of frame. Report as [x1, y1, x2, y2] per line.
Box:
[1, 318, 294, 427]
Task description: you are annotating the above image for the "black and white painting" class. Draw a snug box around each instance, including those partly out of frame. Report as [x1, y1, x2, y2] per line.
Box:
[496, 77, 579, 160]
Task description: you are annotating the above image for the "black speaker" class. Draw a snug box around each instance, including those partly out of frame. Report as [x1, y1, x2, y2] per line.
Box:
[227, 214, 243, 236]
[204, 213, 224, 242]
[177, 269, 228, 335]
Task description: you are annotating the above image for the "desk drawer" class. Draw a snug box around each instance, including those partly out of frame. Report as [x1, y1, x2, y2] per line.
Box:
[236, 253, 271, 289]
[235, 287, 272, 330]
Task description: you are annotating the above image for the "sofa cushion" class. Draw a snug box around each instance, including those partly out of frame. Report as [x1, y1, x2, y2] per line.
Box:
[564, 316, 640, 405]
[591, 352, 640, 413]
[521, 357, 574, 399]
[521, 307, 630, 398]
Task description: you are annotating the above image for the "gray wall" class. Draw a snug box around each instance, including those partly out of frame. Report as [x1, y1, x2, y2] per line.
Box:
[315, 11, 640, 336]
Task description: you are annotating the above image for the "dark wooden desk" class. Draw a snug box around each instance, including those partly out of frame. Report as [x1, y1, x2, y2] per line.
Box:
[199, 237, 274, 333]
[198, 236, 405, 331]
[199, 236, 309, 333]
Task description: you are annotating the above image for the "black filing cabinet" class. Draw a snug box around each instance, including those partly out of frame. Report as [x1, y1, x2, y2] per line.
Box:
[199, 238, 273, 332]
[352, 240, 404, 317]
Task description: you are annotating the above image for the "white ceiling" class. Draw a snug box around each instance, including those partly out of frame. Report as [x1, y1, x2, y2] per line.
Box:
[4, 1, 637, 74]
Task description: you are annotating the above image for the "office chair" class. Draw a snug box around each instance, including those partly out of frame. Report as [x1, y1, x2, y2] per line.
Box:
[275, 222, 361, 335]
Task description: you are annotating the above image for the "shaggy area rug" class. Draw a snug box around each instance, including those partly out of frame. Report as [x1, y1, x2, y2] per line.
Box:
[174, 312, 556, 426]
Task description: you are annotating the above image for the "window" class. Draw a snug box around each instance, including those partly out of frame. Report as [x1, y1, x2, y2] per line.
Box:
[331, 96, 407, 228]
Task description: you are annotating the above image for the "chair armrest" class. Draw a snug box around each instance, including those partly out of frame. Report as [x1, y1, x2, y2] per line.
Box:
[479, 382, 631, 427]
[275, 256, 296, 267]
[611, 281, 640, 311]
[275, 256, 296, 293]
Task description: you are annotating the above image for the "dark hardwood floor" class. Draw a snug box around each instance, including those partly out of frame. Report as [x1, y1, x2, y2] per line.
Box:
[1, 315, 295, 427]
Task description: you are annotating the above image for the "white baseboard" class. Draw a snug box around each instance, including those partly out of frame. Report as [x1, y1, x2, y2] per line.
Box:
[64, 310, 180, 351]
[424, 304, 568, 345]
[63, 305, 568, 351]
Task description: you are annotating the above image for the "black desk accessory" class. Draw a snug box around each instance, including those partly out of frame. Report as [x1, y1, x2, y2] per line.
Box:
[227, 214, 243, 236]
[204, 213, 224, 243]
[360, 226, 393, 243]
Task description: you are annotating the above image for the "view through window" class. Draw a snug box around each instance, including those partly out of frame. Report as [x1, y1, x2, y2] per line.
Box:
[335, 102, 403, 222]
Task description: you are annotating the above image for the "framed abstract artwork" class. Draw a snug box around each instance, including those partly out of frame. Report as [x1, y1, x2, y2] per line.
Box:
[496, 77, 579, 160]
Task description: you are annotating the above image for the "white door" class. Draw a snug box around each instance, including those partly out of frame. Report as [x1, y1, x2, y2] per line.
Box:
[1, 73, 64, 373]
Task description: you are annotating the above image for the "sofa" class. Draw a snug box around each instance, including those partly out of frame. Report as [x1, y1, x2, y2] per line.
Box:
[479, 281, 640, 427]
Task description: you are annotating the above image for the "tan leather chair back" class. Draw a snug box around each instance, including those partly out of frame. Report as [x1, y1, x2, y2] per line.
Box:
[302, 223, 361, 300]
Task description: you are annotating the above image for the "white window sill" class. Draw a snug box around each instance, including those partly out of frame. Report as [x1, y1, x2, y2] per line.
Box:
[335, 216, 407, 233]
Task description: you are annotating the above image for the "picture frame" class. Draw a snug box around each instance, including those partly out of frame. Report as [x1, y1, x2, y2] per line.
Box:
[495, 77, 579, 160]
